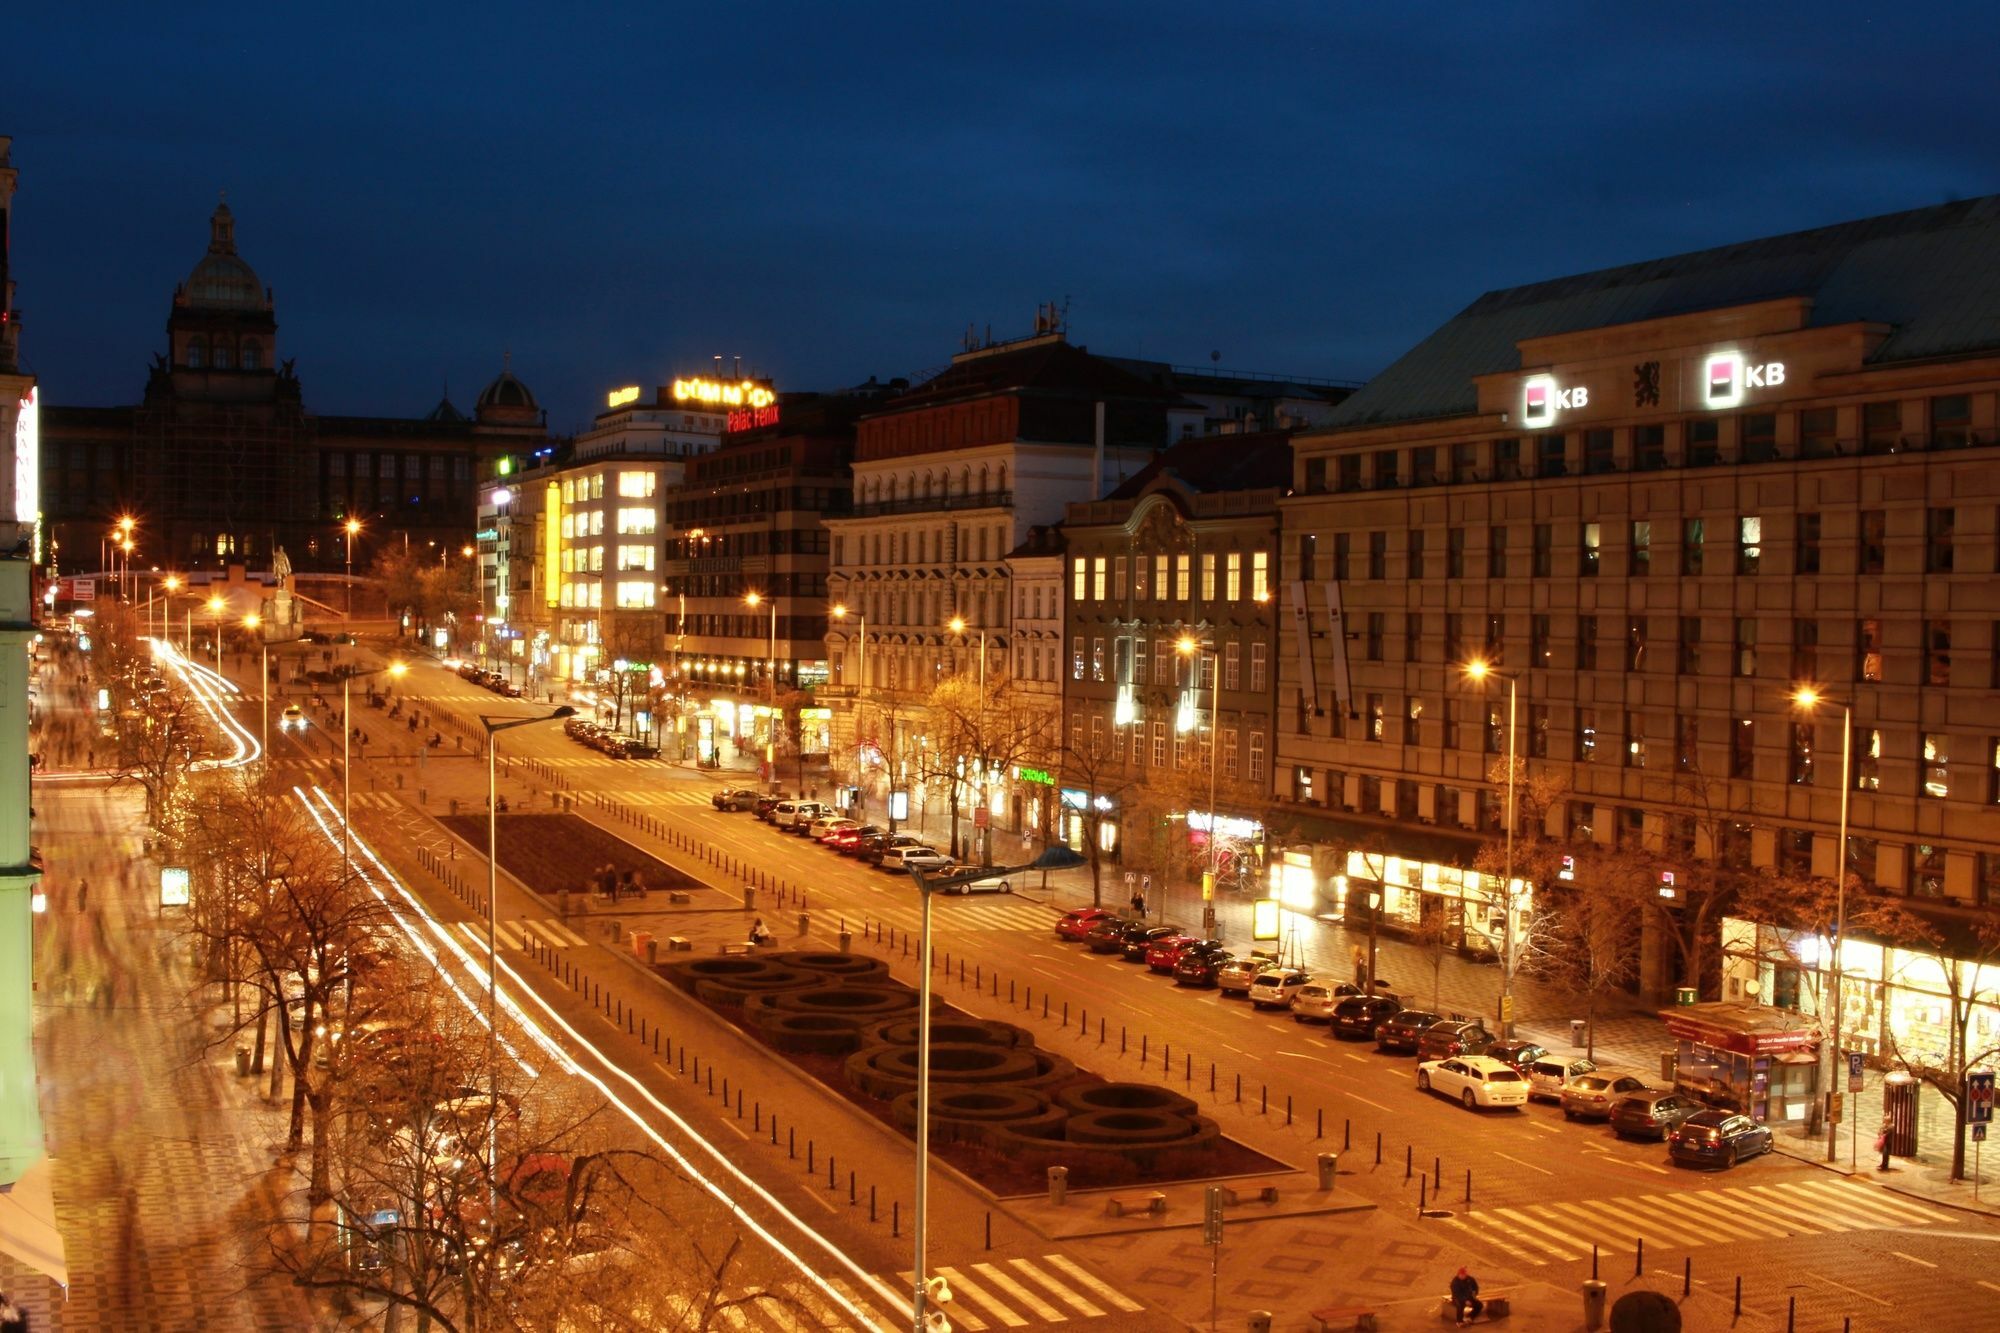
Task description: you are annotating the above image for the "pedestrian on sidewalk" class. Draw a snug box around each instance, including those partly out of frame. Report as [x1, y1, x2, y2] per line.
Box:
[75, 878, 88, 914]
[1129, 886, 1145, 919]
[1352, 944, 1367, 988]
[1876, 1116, 1893, 1171]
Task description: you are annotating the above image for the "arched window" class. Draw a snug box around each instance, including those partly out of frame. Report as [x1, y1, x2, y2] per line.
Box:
[979, 464, 990, 496]
[996, 463, 1007, 493]
[186, 336, 205, 368]
[212, 342, 232, 369]
[240, 339, 260, 370]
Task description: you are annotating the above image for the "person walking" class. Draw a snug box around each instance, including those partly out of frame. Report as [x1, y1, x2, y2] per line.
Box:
[75, 878, 88, 914]
[1129, 886, 1145, 919]
[1352, 944, 1368, 988]
[0, 1287, 26, 1331]
[1449, 1266, 1483, 1325]
[1876, 1116, 1893, 1171]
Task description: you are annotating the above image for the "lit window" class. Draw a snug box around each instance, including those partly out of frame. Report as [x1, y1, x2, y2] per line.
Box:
[615, 581, 656, 609]
[1226, 552, 1242, 601]
[1201, 553, 1217, 601]
[618, 471, 657, 498]
[1251, 551, 1270, 601]
[1073, 558, 1088, 602]
[1092, 557, 1108, 601]
[617, 508, 657, 535]
[1922, 733, 1949, 799]
[1175, 555, 1191, 601]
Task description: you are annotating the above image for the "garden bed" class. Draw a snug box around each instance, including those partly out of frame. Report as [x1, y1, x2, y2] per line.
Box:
[440, 813, 705, 896]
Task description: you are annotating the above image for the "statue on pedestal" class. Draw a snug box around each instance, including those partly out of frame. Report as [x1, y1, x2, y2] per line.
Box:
[265, 546, 297, 635]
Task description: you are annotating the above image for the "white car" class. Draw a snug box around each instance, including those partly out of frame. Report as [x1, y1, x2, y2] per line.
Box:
[879, 845, 953, 873]
[1288, 982, 1343, 1023]
[1247, 968, 1312, 1011]
[807, 816, 857, 842]
[1417, 1055, 1529, 1109]
[280, 704, 308, 731]
[945, 874, 1012, 895]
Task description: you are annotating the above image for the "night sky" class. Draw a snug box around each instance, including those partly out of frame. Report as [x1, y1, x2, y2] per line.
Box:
[11, 3, 2000, 432]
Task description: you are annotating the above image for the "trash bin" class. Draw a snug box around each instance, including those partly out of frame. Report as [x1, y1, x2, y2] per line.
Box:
[742, 886, 756, 912]
[1582, 1279, 1608, 1330]
[645, 939, 659, 965]
[1047, 1165, 1068, 1205]
[1570, 1019, 1588, 1047]
[1660, 1050, 1677, 1082]
[234, 1044, 251, 1077]
[632, 930, 653, 958]
[1315, 1151, 1339, 1190]
[839, 928, 852, 954]
[797, 911, 810, 936]
[1245, 1313, 1272, 1333]
[1674, 985, 1697, 1006]
[1884, 1070, 1920, 1157]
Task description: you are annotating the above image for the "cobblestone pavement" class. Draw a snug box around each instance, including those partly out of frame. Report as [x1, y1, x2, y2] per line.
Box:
[0, 780, 320, 1331]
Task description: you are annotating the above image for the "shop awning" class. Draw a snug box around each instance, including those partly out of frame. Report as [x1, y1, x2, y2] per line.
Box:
[0, 1154, 67, 1289]
[1661, 1001, 1818, 1056]
[1282, 808, 1484, 867]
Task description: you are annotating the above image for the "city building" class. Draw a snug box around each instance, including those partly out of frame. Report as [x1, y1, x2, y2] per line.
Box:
[822, 318, 1181, 830]
[40, 203, 548, 586]
[1277, 196, 2000, 1055]
[1059, 429, 1291, 885]
[1001, 523, 1066, 838]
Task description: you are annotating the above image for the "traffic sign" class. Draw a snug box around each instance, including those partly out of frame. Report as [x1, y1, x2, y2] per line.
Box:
[1969, 1069, 1995, 1123]
[1848, 1051, 1866, 1093]
[1975, 1123, 1989, 1143]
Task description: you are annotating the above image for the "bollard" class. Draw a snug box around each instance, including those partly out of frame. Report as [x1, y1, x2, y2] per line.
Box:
[1100, 1017, 1106, 1043]
[1286, 1095, 1292, 1125]
[1186, 1053, 1192, 1084]
[808, 1141, 815, 1173]
[1142, 1035, 1148, 1063]
[1634, 1236, 1644, 1278]
[1465, 1168, 1472, 1206]
[1235, 1073, 1242, 1103]
[1375, 1131, 1382, 1165]
[985, 1211, 992, 1249]
[789, 1127, 795, 1159]
[1683, 1256, 1691, 1297]
[828, 1155, 835, 1189]
[893, 1201, 900, 1239]
[1592, 1245, 1599, 1280]
[1787, 1296, 1795, 1333]
[1418, 1175, 1426, 1215]
[850, 1171, 856, 1205]
[1063, 1001, 1069, 1025]
[1405, 1145, 1412, 1180]
[870, 1184, 877, 1223]
[1733, 1276, 1741, 1316]
[1210, 1064, 1216, 1093]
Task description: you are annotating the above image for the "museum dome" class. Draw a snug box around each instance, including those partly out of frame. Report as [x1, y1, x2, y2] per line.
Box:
[179, 201, 270, 312]
[474, 360, 543, 425]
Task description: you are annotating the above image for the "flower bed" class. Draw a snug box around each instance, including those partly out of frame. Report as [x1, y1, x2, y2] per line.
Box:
[439, 812, 704, 894]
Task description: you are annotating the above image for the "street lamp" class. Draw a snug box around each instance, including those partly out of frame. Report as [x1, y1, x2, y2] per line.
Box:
[341, 661, 408, 882]
[160, 574, 182, 641]
[119, 538, 135, 603]
[343, 517, 363, 620]
[1793, 684, 1853, 1164]
[243, 613, 268, 769]
[1463, 657, 1520, 1038]
[1176, 635, 1222, 935]
[206, 595, 226, 675]
[744, 591, 778, 785]
[832, 603, 867, 817]
[947, 616, 989, 866]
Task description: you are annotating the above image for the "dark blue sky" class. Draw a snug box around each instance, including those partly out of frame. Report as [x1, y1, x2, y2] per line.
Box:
[11, 3, 2000, 432]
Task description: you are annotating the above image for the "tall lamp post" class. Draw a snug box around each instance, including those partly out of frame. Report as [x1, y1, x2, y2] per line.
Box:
[1176, 635, 1222, 935]
[206, 595, 227, 675]
[832, 603, 867, 816]
[159, 574, 181, 640]
[1793, 686, 1852, 1164]
[1464, 658, 1520, 1038]
[947, 616, 989, 866]
[243, 613, 269, 770]
[341, 661, 408, 882]
[744, 591, 779, 786]
[343, 517, 362, 621]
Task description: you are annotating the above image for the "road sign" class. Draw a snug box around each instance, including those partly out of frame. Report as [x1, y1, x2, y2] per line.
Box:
[1969, 1069, 1996, 1123]
[1825, 1091, 1843, 1124]
[1142, 874, 1152, 894]
[1124, 872, 1136, 887]
[1202, 1185, 1224, 1245]
[1500, 995, 1514, 1022]
[72, 576, 95, 602]
[1975, 1123, 1989, 1143]
[1848, 1051, 1866, 1093]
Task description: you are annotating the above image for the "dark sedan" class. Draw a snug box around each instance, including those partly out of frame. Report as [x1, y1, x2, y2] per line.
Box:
[1118, 924, 1183, 962]
[1610, 1090, 1702, 1141]
[1483, 1041, 1548, 1075]
[1172, 946, 1233, 987]
[828, 824, 885, 854]
[1374, 1009, 1447, 1053]
[1329, 995, 1403, 1040]
[1668, 1109, 1774, 1168]
[1415, 1021, 1494, 1062]
[1085, 917, 1139, 954]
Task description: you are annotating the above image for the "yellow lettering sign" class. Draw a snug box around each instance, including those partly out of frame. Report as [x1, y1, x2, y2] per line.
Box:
[671, 377, 776, 410]
[606, 385, 641, 408]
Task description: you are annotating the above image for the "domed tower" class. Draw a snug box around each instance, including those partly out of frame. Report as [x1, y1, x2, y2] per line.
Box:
[166, 199, 278, 383]
[474, 359, 544, 427]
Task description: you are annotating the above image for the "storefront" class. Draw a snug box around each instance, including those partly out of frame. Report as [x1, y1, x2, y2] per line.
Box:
[1662, 1001, 1820, 1129]
[1060, 786, 1118, 856]
[1720, 917, 2000, 1068]
[1332, 850, 1531, 960]
[1013, 764, 1055, 840]
[1186, 810, 1266, 892]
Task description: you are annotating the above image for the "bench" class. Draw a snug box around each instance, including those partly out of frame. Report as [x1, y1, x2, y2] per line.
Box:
[1310, 1308, 1378, 1333]
[1221, 1184, 1280, 1206]
[1437, 1293, 1511, 1323]
[1103, 1191, 1166, 1218]
[668, 890, 692, 905]
[664, 936, 692, 953]
[718, 942, 752, 956]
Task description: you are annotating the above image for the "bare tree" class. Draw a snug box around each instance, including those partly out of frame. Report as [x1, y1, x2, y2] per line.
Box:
[1875, 916, 2000, 1182]
[598, 613, 664, 732]
[1638, 763, 1763, 998]
[923, 667, 1054, 865]
[1054, 721, 1150, 906]
[1527, 853, 1650, 1061]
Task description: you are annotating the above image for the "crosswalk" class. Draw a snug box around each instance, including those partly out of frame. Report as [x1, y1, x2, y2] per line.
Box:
[459, 918, 591, 953]
[1441, 1176, 1952, 1267]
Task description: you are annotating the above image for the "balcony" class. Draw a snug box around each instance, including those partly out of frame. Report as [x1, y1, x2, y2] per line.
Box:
[850, 489, 1012, 519]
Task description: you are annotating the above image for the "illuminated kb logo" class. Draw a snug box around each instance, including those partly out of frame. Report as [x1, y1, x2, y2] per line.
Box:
[1522, 374, 1586, 426]
[1703, 352, 1785, 408]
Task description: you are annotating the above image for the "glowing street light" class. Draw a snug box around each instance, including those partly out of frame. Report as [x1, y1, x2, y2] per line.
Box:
[1462, 656, 1520, 1037]
[343, 517, 363, 619]
[1792, 683, 1852, 1165]
[1176, 635, 1221, 933]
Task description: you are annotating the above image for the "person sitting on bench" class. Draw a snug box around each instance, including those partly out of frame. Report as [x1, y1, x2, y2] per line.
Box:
[1450, 1266, 1483, 1325]
[749, 917, 775, 947]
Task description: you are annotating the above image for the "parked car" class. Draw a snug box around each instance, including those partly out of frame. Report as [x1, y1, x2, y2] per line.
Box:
[1417, 1055, 1530, 1110]
[1056, 907, 1115, 942]
[1146, 935, 1215, 974]
[1172, 946, 1234, 987]
[1329, 994, 1403, 1040]
[1668, 1109, 1775, 1168]
[1119, 924, 1184, 962]
[1216, 952, 1279, 996]
[711, 787, 762, 812]
[807, 815, 857, 842]
[1416, 1021, 1495, 1062]
[945, 873, 1013, 895]
[753, 796, 784, 821]
[865, 833, 926, 866]
[829, 824, 884, 854]
[1374, 1009, 1447, 1053]
[1288, 982, 1345, 1023]
[770, 800, 827, 830]
[879, 845, 953, 873]
[1560, 1070, 1653, 1121]
[1086, 917, 1139, 955]
[1526, 1054, 1598, 1103]
[1248, 968, 1313, 1011]
[1609, 1090, 1702, 1141]
[1483, 1041, 1549, 1075]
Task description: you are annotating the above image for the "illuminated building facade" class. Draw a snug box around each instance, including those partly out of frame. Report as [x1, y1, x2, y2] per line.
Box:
[1277, 197, 2000, 1030]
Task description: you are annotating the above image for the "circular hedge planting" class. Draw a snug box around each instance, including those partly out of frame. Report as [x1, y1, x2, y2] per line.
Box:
[887, 1086, 1068, 1146]
[767, 985, 918, 1017]
[764, 951, 889, 981]
[749, 1011, 876, 1056]
[863, 1015, 1032, 1050]
[844, 1042, 1076, 1102]
[1055, 1083, 1198, 1119]
[682, 964, 831, 1007]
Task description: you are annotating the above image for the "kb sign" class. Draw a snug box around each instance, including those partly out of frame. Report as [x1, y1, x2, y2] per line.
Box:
[1703, 351, 1787, 409]
[1522, 374, 1587, 426]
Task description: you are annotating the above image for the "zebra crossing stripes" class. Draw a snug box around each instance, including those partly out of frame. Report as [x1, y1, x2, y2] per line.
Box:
[1461, 1177, 1953, 1265]
[896, 1255, 1143, 1328]
[458, 918, 590, 954]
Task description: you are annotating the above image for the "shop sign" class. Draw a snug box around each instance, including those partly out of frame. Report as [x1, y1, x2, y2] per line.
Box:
[727, 404, 780, 432]
[160, 866, 191, 907]
[672, 377, 775, 410]
[606, 385, 641, 408]
[1521, 373, 1587, 426]
[1701, 351, 1786, 409]
[1014, 765, 1055, 787]
[1251, 898, 1281, 941]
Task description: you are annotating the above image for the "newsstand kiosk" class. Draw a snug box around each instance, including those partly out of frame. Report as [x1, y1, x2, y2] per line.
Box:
[1661, 1001, 1821, 1132]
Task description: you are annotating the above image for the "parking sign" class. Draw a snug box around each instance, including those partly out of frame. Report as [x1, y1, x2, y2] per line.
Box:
[1847, 1051, 1865, 1093]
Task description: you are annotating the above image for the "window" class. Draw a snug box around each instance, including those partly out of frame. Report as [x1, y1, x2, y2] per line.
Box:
[1856, 726, 1881, 791]
[1154, 638, 1171, 684]
[1441, 700, 1460, 750]
[1528, 703, 1550, 758]
[1113, 556, 1129, 600]
[1408, 530, 1426, 580]
[1484, 703, 1504, 754]
[1336, 455, 1361, 492]
[1799, 407, 1838, 459]
[1777, 829, 1812, 877]
[1991, 738, 2000, 804]
[1859, 510, 1885, 574]
[1688, 419, 1720, 466]
[1932, 394, 1972, 449]
[1862, 400, 1901, 455]
[1131, 556, 1149, 602]
[1374, 450, 1399, 488]
[1789, 722, 1815, 785]
[617, 471, 656, 497]
[1249, 643, 1267, 691]
[1366, 694, 1385, 741]
[1576, 709, 1598, 762]
[1223, 641, 1240, 689]
[1406, 612, 1423, 662]
[1676, 617, 1701, 674]
[1303, 457, 1327, 495]
[1676, 714, 1699, 770]
[1446, 529, 1466, 578]
[1740, 413, 1777, 463]
[1737, 516, 1762, 574]
[1634, 424, 1666, 471]
[1926, 508, 1955, 573]
[1796, 513, 1821, 574]
[1927, 620, 1952, 686]
[1682, 517, 1705, 575]
[1153, 554, 1169, 597]
[1792, 619, 1818, 679]
[1293, 764, 1314, 803]
[616, 544, 655, 571]
[1251, 551, 1269, 601]
[1134, 637, 1148, 687]
[1625, 712, 1646, 768]
[1578, 615, 1598, 670]
[1488, 526, 1507, 578]
[1857, 618, 1883, 682]
[1411, 447, 1437, 486]
[1071, 635, 1084, 680]
[1175, 555, 1191, 601]
[1405, 694, 1424, 739]
[1494, 438, 1521, 480]
[1333, 533, 1351, 582]
[1444, 614, 1463, 664]
[1368, 532, 1387, 580]
[1365, 612, 1384, 662]
[1532, 523, 1552, 577]
[1630, 521, 1651, 576]
[1537, 434, 1567, 478]
[1451, 441, 1477, 483]
[1092, 556, 1108, 601]
[1152, 721, 1167, 768]
[1248, 731, 1266, 782]
[1485, 614, 1504, 663]
[1982, 852, 2000, 906]
[1070, 559, 1086, 602]
[1922, 733, 1950, 798]
[615, 580, 655, 608]
[1583, 428, 1614, 475]
[1626, 617, 1647, 671]
[1224, 552, 1241, 601]
[616, 507, 657, 534]
[1531, 614, 1552, 668]
[1730, 719, 1756, 778]
[1912, 845, 1946, 899]
[1734, 618, 1757, 678]
[1090, 638, 1105, 682]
